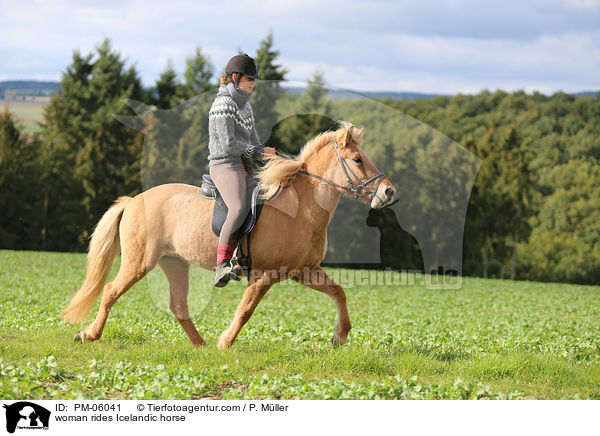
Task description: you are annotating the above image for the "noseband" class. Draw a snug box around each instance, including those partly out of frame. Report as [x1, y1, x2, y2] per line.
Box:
[298, 140, 386, 201]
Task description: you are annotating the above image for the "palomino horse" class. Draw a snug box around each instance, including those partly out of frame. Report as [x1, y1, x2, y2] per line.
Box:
[60, 121, 396, 348]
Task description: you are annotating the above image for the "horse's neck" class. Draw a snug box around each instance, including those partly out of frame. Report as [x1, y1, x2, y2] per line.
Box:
[294, 174, 342, 231]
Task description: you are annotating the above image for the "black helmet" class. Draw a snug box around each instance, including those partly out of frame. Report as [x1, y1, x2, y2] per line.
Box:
[225, 54, 260, 79]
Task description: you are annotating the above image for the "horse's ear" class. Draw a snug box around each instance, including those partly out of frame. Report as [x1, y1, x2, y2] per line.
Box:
[336, 125, 354, 148]
[358, 127, 365, 136]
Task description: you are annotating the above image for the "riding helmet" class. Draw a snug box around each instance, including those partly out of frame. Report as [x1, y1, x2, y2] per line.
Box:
[225, 54, 260, 79]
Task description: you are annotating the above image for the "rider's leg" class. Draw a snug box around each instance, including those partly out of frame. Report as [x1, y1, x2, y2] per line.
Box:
[209, 162, 249, 286]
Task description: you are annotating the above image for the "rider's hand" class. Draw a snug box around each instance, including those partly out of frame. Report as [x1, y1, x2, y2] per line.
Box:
[263, 146, 276, 155]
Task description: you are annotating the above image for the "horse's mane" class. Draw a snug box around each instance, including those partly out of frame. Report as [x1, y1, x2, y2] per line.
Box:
[256, 121, 359, 200]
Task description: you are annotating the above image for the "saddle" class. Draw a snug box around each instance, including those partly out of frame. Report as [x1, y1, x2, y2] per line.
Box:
[198, 173, 267, 278]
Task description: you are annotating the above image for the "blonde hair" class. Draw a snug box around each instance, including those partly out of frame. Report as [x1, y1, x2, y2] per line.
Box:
[219, 74, 232, 85]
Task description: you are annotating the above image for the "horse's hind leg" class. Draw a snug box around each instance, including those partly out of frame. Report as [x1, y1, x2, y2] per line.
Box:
[292, 266, 352, 347]
[159, 256, 205, 346]
[217, 270, 279, 349]
[75, 242, 159, 343]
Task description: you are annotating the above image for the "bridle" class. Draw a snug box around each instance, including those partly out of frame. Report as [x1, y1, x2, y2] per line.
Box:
[298, 140, 386, 201]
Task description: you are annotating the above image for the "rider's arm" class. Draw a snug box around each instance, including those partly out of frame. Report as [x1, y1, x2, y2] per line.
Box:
[242, 105, 265, 160]
[242, 125, 265, 160]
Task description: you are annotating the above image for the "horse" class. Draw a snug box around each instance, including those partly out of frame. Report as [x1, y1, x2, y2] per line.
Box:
[60, 121, 397, 348]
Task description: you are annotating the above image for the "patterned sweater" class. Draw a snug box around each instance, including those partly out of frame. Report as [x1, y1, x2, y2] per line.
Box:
[208, 84, 264, 166]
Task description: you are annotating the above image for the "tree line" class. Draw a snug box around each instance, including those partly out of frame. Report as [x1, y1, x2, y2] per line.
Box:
[0, 81, 59, 99]
[1, 34, 598, 284]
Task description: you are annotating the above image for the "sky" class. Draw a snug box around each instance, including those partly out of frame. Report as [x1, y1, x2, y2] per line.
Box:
[1, 0, 599, 95]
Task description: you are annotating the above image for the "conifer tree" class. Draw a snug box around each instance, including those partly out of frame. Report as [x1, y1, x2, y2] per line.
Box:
[252, 31, 287, 142]
[270, 70, 333, 154]
[177, 47, 214, 100]
[42, 38, 144, 250]
[0, 108, 43, 249]
[155, 60, 179, 109]
[495, 127, 532, 279]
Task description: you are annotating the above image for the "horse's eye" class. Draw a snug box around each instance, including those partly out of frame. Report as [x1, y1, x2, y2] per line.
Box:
[353, 157, 362, 164]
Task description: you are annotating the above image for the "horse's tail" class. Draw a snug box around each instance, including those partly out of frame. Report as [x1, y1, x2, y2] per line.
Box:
[60, 196, 132, 323]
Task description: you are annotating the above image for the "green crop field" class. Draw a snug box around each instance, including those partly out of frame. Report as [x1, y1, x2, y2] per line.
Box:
[0, 98, 48, 132]
[1, 249, 599, 400]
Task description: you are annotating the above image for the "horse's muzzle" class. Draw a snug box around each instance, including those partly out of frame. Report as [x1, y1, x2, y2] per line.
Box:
[371, 183, 396, 209]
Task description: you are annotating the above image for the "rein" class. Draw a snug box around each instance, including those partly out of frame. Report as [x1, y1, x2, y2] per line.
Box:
[297, 140, 386, 201]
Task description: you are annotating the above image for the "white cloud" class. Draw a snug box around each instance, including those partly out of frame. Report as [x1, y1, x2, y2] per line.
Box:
[0, 0, 598, 94]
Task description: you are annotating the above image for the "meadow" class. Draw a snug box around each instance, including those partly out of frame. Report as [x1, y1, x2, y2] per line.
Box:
[1, 249, 599, 400]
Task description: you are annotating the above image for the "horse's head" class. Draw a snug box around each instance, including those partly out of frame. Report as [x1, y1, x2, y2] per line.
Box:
[313, 121, 396, 209]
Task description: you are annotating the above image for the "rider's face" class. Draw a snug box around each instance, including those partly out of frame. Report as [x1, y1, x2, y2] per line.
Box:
[235, 74, 256, 94]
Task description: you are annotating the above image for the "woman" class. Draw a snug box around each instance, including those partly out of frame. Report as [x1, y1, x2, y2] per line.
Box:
[208, 53, 276, 287]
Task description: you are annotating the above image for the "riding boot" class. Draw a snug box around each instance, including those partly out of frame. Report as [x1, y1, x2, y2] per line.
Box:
[214, 260, 233, 287]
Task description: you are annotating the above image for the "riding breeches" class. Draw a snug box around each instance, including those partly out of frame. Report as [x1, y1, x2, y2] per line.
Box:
[209, 162, 250, 248]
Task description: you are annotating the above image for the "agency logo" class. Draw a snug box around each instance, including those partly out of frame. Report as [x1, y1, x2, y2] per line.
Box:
[2, 402, 50, 434]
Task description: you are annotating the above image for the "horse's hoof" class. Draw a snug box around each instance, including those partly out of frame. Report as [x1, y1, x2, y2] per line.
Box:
[73, 332, 84, 343]
[217, 338, 233, 349]
[331, 335, 341, 348]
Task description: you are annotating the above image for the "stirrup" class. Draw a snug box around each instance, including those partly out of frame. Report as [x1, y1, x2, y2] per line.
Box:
[229, 246, 243, 281]
[213, 263, 241, 283]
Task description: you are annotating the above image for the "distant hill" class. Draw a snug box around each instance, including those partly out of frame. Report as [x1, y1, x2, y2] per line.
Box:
[572, 91, 599, 98]
[281, 85, 446, 101]
[0, 81, 59, 99]
[344, 90, 447, 100]
[1, 80, 597, 102]
[277, 85, 599, 101]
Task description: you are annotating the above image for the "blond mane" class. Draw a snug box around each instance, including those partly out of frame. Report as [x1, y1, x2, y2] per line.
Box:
[255, 121, 361, 200]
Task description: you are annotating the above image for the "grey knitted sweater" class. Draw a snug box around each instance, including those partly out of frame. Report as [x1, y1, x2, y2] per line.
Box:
[208, 83, 264, 166]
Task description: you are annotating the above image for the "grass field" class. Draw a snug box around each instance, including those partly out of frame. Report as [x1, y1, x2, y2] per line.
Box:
[1, 249, 599, 399]
[0, 98, 48, 132]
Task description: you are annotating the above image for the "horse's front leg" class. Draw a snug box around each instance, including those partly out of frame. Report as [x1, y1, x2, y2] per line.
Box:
[217, 270, 279, 349]
[292, 266, 351, 346]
